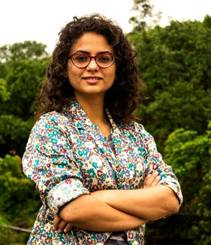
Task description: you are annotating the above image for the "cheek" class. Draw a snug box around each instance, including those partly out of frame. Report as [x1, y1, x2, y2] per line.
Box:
[109, 67, 116, 82]
[67, 66, 81, 83]
[105, 71, 116, 89]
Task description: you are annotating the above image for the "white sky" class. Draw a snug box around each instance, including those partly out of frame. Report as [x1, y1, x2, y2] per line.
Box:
[0, 0, 211, 53]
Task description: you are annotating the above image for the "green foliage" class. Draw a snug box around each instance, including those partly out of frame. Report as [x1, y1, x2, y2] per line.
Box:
[0, 79, 10, 102]
[0, 41, 48, 62]
[128, 15, 211, 244]
[144, 82, 210, 147]
[0, 41, 46, 242]
[0, 154, 40, 245]
[164, 122, 211, 244]
[0, 41, 50, 117]
[0, 214, 28, 245]
[0, 155, 40, 225]
[0, 41, 50, 157]
[0, 115, 33, 156]
[129, 16, 211, 150]
[0, 57, 49, 118]
[0, 226, 28, 245]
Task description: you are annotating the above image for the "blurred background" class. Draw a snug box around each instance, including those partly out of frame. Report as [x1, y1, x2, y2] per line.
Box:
[0, 0, 211, 244]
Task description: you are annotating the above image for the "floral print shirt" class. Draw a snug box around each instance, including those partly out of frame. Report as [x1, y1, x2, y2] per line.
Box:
[22, 99, 183, 245]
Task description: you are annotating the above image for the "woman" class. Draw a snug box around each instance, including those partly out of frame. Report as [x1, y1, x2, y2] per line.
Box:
[22, 14, 183, 244]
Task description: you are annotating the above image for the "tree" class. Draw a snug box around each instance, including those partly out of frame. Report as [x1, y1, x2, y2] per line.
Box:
[0, 154, 40, 245]
[128, 16, 211, 150]
[164, 122, 211, 245]
[0, 115, 33, 156]
[0, 79, 10, 102]
[128, 15, 211, 244]
[0, 41, 50, 156]
[130, 0, 161, 30]
[0, 41, 48, 62]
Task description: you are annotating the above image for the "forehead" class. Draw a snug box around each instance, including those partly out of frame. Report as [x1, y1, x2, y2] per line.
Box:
[71, 32, 113, 53]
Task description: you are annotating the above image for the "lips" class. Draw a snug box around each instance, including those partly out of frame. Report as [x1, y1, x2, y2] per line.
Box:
[82, 76, 102, 84]
[82, 76, 102, 80]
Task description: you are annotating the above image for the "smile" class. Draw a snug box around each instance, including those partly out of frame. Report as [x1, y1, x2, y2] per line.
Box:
[82, 77, 102, 80]
[82, 77, 102, 84]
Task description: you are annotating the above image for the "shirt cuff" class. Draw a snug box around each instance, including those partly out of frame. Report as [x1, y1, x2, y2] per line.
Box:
[47, 178, 90, 214]
[160, 179, 183, 205]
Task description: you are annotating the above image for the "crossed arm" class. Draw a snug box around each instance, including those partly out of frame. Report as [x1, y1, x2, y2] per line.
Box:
[23, 117, 181, 234]
[54, 172, 180, 233]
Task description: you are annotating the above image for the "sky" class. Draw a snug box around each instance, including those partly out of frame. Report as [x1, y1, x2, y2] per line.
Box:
[0, 0, 211, 53]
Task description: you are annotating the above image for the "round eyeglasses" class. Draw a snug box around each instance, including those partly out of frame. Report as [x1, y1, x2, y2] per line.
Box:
[68, 51, 115, 69]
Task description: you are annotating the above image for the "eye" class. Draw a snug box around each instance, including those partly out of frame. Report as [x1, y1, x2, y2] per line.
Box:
[97, 53, 113, 63]
[73, 53, 89, 63]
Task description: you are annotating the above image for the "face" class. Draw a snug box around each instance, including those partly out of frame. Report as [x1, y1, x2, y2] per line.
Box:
[67, 32, 116, 100]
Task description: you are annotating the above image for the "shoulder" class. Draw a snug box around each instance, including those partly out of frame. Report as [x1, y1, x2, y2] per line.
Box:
[120, 121, 156, 148]
[133, 121, 153, 139]
[39, 111, 69, 124]
[121, 121, 152, 139]
[31, 111, 71, 136]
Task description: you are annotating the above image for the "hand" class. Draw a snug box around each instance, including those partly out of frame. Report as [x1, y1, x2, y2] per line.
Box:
[53, 215, 73, 233]
[143, 172, 160, 188]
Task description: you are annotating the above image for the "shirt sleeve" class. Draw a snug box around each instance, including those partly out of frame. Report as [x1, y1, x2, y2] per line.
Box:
[22, 113, 89, 214]
[135, 123, 183, 205]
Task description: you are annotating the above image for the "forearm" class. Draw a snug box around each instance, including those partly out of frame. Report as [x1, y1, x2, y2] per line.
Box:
[92, 185, 180, 221]
[59, 194, 145, 232]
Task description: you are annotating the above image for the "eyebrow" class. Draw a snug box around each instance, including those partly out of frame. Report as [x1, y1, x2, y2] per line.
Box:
[71, 50, 113, 55]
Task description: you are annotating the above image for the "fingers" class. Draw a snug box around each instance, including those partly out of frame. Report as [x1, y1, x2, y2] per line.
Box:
[144, 172, 160, 188]
[58, 219, 68, 232]
[53, 215, 61, 230]
[151, 174, 160, 186]
[53, 215, 72, 233]
[64, 223, 73, 233]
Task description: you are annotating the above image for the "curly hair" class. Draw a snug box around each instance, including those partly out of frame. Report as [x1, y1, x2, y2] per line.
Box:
[36, 14, 141, 124]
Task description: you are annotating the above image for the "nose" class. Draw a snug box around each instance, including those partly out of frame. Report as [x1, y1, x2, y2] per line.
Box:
[86, 57, 99, 71]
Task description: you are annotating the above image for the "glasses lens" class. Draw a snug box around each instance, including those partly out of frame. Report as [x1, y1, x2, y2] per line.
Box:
[72, 53, 89, 68]
[70, 52, 114, 68]
[96, 53, 113, 67]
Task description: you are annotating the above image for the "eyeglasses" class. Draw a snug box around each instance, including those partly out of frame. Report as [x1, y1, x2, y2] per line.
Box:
[68, 51, 114, 69]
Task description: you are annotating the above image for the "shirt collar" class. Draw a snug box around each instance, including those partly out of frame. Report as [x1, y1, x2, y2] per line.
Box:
[62, 97, 120, 134]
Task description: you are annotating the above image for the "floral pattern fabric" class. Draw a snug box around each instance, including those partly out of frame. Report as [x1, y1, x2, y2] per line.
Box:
[22, 99, 183, 245]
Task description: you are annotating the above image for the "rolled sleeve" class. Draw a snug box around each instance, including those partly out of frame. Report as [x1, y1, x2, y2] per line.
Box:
[47, 178, 89, 214]
[22, 113, 89, 214]
[148, 152, 183, 205]
[136, 123, 183, 205]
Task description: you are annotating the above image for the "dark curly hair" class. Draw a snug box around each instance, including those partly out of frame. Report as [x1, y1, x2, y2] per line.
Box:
[36, 14, 141, 124]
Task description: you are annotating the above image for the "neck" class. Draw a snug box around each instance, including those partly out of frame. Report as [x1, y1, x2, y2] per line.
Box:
[75, 93, 106, 124]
